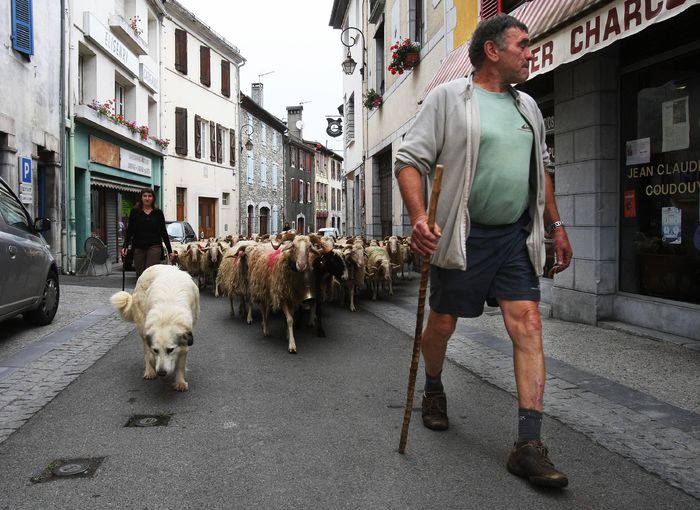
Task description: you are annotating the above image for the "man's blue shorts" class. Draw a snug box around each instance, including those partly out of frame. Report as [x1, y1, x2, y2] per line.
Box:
[429, 215, 540, 318]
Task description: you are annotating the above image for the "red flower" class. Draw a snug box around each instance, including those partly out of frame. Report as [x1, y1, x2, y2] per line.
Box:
[391, 69, 396, 75]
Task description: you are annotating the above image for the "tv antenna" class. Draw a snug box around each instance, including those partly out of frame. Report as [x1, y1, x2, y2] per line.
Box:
[257, 70, 275, 82]
[299, 100, 312, 105]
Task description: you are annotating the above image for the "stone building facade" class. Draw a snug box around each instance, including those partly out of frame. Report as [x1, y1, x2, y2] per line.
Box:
[239, 85, 286, 236]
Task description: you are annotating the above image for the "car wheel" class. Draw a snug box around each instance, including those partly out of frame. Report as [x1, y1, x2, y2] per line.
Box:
[24, 270, 60, 326]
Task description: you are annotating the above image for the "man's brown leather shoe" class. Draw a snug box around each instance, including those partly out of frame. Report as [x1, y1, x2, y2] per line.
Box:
[421, 391, 449, 430]
[507, 440, 569, 488]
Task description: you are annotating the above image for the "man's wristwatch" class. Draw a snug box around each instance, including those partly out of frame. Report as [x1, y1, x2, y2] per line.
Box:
[545, 220, 564, 235]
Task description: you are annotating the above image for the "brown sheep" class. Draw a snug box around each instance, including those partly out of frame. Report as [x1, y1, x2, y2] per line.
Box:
[248, 233, 320, 353]
[215, 240, 257, 323]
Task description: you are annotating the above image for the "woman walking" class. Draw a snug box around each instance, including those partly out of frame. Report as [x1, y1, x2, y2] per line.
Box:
[121, 187, 174, 278]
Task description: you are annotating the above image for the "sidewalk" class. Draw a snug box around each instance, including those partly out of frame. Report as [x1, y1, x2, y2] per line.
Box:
[362, 275, 700, 499]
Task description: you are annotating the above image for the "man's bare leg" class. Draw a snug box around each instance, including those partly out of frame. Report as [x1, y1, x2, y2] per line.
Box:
[420, 309, 457, 430]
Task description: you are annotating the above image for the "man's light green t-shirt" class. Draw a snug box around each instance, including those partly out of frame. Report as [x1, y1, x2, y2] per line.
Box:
[467, 86, 533, 225]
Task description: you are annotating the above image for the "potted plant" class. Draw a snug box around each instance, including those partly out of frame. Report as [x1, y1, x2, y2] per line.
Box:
[129, 16, 143, 38]
[363, 89, 383, 110]
[388, 37, 421, 75]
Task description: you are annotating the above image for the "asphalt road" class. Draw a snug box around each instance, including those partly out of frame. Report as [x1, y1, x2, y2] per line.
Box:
[0, 288, 696, 509]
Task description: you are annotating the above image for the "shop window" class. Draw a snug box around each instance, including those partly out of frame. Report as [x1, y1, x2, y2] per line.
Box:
[619, 53, 700, 305]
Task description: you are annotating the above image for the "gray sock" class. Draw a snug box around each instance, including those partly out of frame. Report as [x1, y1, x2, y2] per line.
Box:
[424, 371, 444, 394]
[518, 408, 542, 442]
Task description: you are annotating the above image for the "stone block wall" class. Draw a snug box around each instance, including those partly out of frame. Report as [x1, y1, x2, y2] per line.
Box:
[551, 48, 619, 325]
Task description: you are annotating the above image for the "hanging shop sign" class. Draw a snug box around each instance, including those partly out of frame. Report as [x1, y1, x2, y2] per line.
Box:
[529, 0, 699, 79]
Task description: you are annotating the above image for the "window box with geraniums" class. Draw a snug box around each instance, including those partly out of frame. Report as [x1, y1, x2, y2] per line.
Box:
[363, 89, 383, 110]
[388, 38, 420, 75]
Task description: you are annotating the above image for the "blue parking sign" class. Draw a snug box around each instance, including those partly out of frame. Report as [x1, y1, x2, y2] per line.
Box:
[20, 157, 32, 184]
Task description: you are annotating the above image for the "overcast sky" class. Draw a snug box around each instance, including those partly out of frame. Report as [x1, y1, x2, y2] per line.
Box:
[176, 0, 345, 153]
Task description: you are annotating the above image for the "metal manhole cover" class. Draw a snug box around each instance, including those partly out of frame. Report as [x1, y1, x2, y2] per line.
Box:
[31, 457, 104, 484]
[125, 414, 171, 427]
[52, 462, 89, 477]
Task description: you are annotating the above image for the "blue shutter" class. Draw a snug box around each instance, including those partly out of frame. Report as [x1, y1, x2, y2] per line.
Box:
[12, 0, 33, 55]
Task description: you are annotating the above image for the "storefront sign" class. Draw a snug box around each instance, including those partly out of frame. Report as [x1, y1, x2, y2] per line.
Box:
[529, 0, 700, 79]
[139, 62, 158, 93]
[83, 12, 139, 77]
[120, 148, 152, 178]
[626, 159, 700, 196]
[90, 136, 120, 168]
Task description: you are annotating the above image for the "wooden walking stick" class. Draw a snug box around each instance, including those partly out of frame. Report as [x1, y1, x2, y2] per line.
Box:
[399, 164, 444, 454]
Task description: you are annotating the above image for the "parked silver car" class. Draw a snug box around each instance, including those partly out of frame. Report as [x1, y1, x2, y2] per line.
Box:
[0, 177, 59, 325]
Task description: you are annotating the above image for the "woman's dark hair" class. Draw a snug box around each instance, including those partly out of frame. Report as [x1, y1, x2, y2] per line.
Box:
[135, 187, 159, 210]
[469, 14, 528, 70]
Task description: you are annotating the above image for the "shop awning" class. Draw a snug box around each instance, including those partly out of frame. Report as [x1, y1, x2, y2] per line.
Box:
[90, 175, 146, 194]
[420, 0, 698, 102]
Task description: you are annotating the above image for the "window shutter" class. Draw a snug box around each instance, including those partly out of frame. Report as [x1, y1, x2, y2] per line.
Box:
[210, 123, 216, 162]
[480, 0, 503, 20]
[229, 129, 236, 166]
[221, 60, 231, 97]
[11, 0, 33, 55]
[216, 124, 223, 163]
[175, 29, 187, 74]
[175, 107, 188, 156]
[194, 115, 202, 159]
[200, 46, 211, 87]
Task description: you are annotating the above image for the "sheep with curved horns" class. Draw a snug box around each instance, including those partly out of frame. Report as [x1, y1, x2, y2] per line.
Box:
[215, 240, 258, 323]
[248, 232, 321, 353]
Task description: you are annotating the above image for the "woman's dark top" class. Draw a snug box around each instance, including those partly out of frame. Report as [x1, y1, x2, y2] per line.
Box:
[123, 208, 172, 253]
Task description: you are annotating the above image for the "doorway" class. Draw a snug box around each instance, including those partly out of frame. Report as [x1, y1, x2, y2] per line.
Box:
[259, 207, 269, 235]
[198, 197, 217, 238]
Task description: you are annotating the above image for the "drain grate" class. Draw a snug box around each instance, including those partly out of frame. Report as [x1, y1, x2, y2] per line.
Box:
[31, 457, 104, 484]
[125, 414, 171, 427]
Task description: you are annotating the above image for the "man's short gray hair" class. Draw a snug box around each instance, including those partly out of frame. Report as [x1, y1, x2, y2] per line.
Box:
[469, 14, 528, 70]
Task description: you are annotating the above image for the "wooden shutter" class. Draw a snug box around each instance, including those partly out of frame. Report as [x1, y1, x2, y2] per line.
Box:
[194, 115, 202, 159]
[221, 60, 231, 97]
[209, 123, 216, 161]
[175, 29, 187, 74]
[216, 125, 223, 163]
[11, 0, 33, 55]
[175, 107, 188, 156]
[200, 46, 211, 87]
[229, 129, 236, 166]
[480, 0, 503, 20]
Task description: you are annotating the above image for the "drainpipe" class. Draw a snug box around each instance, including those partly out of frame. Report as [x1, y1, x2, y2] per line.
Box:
[65, 2, 76, 273]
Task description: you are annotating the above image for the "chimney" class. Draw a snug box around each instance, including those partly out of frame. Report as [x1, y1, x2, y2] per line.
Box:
[287, 105, 303, 138]
[251, 83, 264, 106]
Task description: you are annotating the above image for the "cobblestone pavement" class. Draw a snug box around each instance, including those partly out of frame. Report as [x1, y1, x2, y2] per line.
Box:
[0, 282, 134, 445]
[361, 281, 700, 501]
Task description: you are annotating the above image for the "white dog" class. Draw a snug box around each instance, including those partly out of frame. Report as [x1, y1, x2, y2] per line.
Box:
[111, 264, 200, 391]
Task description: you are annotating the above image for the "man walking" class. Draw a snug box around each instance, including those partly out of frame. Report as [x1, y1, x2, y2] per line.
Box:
[395, 15, 573, 488]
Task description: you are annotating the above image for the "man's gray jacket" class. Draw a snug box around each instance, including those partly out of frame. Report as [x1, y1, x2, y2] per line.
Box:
[394, 74, 554, 275]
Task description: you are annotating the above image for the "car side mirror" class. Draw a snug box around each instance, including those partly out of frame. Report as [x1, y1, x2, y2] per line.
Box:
[34, 218, 51, 232]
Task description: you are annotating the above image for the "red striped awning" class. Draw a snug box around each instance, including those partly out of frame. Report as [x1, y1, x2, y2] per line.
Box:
[419, 0, 610, 102]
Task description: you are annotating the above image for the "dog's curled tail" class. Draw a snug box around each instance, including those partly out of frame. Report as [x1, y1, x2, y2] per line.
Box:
[110, 291, 134, 322]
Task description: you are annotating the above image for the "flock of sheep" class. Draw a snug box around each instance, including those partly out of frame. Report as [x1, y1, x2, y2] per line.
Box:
[168, 232, 415, 353]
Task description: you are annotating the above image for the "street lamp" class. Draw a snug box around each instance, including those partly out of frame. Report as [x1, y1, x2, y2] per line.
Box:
[339, 26, 368, 237]
[340, 26, 365, 78]
[240, 122, 254, 152]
